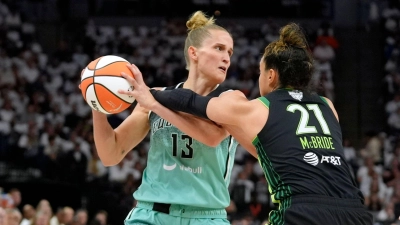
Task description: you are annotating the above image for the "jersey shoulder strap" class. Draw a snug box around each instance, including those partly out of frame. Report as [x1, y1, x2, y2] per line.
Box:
[164, 82, 184, 91]
[208, 85, 233, 97]
[257, 96, 270, 108]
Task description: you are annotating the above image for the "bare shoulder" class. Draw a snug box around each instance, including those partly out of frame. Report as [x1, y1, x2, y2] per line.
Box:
[249, 98, 270, 116]
[321, 96, 339, 121]
[321, 96, 333, 105]
[219, 90, 246, 98]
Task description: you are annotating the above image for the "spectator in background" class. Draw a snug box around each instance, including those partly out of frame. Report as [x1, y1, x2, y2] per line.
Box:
[343, 138, 360, 179]
[357, 156, 383, 185]
[108, 160, 133, 184]
[385, 156, 400, 188]
[1, 188, 21, 209]
[42, 134, 62, 179]
[5, 208, 22, 225]
[31, 210, 52, 225]
[313, 38, 335, 64]
[50, 207, 63, 225]
[386, 92, 400, 116]
[231, 170, 255, 212]
[388, 107, 400, 135]
[72, 209, 88, 225]
[376, 201, 396, 223]
[360, 130, 383, 165]
[60, 207, 74, 225]
[316, 21, 339, 50]
[60, 142, 88, 184]
[21, 204, 36, 225]
[0, 208, 6, 225]
[87, 143, 108, 183]
[384, 52, 398, 74]
[35, 199, 53, 219]
[91, 210, 107, 225]
[363, 173, 386, 212]
[316, 69, 335, 102]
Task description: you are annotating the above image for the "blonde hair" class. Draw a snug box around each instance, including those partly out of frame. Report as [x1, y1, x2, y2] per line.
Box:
[184, 11, 230, 70]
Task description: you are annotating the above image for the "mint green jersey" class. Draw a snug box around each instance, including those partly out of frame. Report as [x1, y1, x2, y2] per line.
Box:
[133, 84, 238, 209]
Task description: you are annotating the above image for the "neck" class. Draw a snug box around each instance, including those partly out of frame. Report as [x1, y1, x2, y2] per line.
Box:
[278, 86, 294, 90]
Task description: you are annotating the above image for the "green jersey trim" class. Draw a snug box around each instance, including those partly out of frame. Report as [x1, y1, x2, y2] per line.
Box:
[268, 196, 292, 225]
[319, 96, 328, 105]
[257, 97, 270, 108]
[252, 136, 292, 225]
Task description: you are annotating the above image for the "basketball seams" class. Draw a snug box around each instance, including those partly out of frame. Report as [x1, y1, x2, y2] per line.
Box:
[84, 84, 91, 99]
[94, 60, 129, 71]
[85, 85, 109, 114]
[94, 83, 132, 104]
[81, 75, 124, 81]
[93, 84, 108, 113]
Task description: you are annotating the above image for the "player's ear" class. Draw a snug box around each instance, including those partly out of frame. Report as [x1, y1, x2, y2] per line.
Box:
[268, 69, 276, 80]
[188, 46, 198, 60]
[269, 69, 279, 85]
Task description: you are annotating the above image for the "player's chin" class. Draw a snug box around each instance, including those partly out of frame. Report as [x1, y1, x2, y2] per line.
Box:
[215, 71, 227, 82]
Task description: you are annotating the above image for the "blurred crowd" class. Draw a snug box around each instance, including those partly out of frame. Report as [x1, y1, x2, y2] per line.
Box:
[0, 187, 109, 225]
[9, 0, 400, 225]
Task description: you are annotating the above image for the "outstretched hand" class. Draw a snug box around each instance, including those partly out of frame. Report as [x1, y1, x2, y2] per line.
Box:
[118, 63, 157, 110]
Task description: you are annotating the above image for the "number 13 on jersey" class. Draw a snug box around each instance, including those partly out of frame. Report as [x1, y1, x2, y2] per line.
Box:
[171, 133, 194, 158]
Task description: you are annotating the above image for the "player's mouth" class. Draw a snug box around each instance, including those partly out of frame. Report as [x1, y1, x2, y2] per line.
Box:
[218, 66, 227, 73]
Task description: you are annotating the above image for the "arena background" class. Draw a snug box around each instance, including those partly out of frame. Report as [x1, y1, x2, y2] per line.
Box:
[0, 0, 395, 225]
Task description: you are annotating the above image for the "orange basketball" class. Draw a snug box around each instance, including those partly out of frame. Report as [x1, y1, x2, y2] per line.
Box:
[80, 55, 135, 114]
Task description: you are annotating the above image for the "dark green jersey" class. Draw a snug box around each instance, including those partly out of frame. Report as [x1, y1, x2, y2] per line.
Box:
[254, 89, 364, 204]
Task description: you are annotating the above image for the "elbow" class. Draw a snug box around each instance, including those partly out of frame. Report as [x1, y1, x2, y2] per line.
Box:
[97, 150, 122, 167]
[101, 159, 119, 167]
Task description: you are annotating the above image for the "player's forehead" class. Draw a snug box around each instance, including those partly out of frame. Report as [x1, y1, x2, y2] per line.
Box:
[202, 29, 233, 47]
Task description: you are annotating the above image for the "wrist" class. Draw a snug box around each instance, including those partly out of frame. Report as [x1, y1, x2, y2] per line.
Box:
[149, 100, 162, 112]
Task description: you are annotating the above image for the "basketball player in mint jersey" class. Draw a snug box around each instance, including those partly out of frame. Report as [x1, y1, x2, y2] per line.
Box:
[134, 82, 237, 213]
[94, 11, 238, 225]
[123, 23, 373, 225]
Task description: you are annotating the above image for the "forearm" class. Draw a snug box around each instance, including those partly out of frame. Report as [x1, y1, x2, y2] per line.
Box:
[150, 89, 211, 119]
[92, 110, 122, 166]
[151, 102, 229, 146]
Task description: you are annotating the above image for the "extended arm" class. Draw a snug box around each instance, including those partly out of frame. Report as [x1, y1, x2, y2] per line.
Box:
[149, 102, 229, 146]
[150, 88, 211, 119]
[150, 88, 263, 157]
[150, 88, 249, 125]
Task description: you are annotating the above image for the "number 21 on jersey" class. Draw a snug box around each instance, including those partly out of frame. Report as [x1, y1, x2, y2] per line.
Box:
[287, 104, 331, 135]
[287, 103, 335, 150]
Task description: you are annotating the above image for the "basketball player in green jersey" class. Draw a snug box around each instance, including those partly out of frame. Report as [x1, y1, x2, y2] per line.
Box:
[121, 23, 373, 225]
[93, 11, 238, 225]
